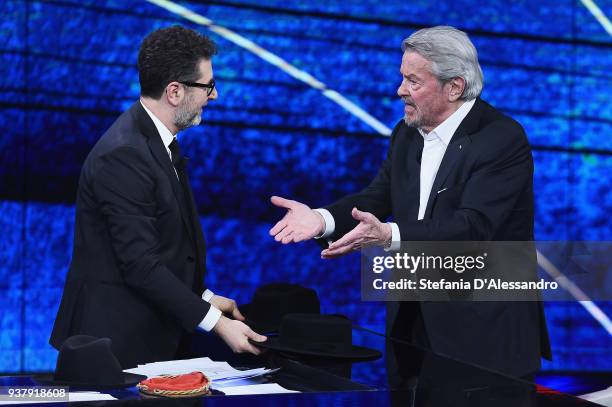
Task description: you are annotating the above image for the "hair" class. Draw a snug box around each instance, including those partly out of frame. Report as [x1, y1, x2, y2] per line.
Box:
[401, 26, 483, 100]
[138, 25, 217, 99]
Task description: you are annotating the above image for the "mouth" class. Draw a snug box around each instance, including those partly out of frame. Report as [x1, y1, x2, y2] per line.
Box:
[402, 97, 415, 108]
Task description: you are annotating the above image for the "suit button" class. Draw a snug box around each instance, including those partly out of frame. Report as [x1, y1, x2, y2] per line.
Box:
[186, 256, 195, 263]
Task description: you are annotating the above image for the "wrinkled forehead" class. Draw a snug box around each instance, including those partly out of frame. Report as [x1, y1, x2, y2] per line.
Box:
[400, 51, 434, 78]
[400, 51, 432, 72]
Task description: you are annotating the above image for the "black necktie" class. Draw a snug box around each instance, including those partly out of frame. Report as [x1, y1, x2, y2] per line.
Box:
[168, 138, 185, 174]
[168, 137, 196, 235]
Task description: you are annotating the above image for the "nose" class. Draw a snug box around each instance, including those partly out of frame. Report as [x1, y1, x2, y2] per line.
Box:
[397, 80, 409, 98]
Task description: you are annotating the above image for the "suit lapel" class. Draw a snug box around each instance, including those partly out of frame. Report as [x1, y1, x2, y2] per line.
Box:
[405, 132, 424, 220]
[423, 99, 484, 219]
[133, 102, 196, 242]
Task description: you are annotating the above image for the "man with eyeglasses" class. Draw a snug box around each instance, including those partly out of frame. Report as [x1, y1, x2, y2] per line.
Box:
[50, 25, 266, 368]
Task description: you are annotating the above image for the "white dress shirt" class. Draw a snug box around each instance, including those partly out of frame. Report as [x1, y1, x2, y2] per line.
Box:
[317, 99, 476, 251]
[140, 100, 221, 332]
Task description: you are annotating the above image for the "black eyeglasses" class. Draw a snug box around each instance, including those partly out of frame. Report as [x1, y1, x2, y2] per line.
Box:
[179, 79, 216, 96]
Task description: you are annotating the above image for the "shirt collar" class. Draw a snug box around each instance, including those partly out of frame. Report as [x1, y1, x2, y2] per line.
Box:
[418, 98, 476, 146]
[140, 99, 175, 153]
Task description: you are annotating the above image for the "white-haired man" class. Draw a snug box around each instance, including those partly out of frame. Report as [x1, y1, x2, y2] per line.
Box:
[268, 26, 551, 378]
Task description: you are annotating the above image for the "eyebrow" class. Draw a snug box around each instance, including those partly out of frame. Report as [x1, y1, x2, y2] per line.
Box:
[401, 72, 421, 81]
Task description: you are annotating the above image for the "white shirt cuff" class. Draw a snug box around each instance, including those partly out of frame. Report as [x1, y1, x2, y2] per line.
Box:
[385, 222, 401, 252]
[314, 208, 335, 239]
[202, 289, 214, 302]
[198, 305, 222, 332]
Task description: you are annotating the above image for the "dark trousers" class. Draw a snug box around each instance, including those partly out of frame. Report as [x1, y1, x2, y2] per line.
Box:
[392, 302, 430, 348]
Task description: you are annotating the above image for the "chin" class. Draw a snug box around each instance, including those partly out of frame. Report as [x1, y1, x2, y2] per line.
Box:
[403, 115, 420, 128]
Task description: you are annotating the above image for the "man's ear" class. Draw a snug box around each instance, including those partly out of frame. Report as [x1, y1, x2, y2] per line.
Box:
[165, 82, 184, 107]
[447, 77, 466, 102]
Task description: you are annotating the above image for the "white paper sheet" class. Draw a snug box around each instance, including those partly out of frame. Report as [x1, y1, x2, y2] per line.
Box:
[214, 368, 280, 384]
[124, 357, 276, 382]
[0, 391, 117, 405]
[221, 383, 299, 396]
[213, 376, 268, 388]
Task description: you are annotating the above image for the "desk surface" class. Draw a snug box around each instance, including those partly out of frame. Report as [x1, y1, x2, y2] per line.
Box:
[0, 327, 600, 406]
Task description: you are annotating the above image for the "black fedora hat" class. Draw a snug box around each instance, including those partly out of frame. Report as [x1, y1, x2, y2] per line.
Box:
[36, 335, 146, 389]
[250, 314, 381, 360]
[239, 283, 320, 333]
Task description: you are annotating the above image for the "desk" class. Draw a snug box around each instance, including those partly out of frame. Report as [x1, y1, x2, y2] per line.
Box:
[0, 327, 598, 406]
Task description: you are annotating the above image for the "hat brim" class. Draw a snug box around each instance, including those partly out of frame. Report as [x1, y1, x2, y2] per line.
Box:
[33, 372, 146, 390]
[250, 337, 381, 361]
[243, 319, 280, 334]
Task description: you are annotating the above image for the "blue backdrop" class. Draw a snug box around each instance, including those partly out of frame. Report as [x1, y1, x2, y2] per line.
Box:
[0, 0, 611, 373]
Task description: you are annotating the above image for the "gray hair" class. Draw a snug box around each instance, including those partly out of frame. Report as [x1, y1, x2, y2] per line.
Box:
[401, 26, 483, 100]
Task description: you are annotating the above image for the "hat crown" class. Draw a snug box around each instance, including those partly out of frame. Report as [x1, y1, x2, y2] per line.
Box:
[54, 335, 123, 385]
[278, 314, 352, 350]
[249, 283, 320, 324]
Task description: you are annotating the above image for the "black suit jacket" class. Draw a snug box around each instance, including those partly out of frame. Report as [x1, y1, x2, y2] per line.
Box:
[50, 102, 210, 368]
[324, 98, 552, 376]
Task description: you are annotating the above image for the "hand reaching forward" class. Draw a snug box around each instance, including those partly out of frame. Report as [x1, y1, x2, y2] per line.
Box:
[269, 196, 325, 244]
[321, 208, 391, 259]
[213, 316, 267, 355]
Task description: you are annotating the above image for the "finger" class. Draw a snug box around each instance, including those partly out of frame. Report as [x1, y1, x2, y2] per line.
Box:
[274, 227, 293, 242]
[324, 231, 360, 254]
[321, 245, 353, 259]
[232, 306, 245, 321]
[270, 195, 295, 209]
[242, 331, 265, 354]
[327, 229, 359, 251]
[242, 342, 262, 355]
[292, 232, 306, 243]
[323, 241, 357, 256]
[269, 219, 287, 236]
[246, 329, 267, 342]
[325, 242, 355, 255]
[351, 207, 372, 223]
[281, 230, 295, 244]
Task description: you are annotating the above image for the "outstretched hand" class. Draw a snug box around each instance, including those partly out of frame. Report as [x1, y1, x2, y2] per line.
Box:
[269, 196, 325, 244]
[321, 208, 391, 259]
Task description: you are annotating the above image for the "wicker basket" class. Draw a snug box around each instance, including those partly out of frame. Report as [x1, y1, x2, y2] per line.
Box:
[137, 371, 211, 398]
